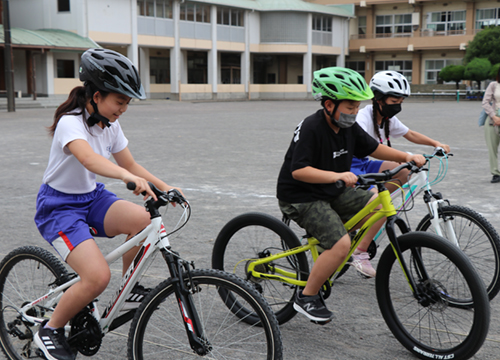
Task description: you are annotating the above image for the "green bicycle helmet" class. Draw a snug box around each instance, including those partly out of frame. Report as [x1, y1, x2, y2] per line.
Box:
[312, 67, 374, 102]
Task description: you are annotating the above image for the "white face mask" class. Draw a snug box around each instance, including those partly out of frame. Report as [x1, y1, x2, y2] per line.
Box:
[335, 112, 357, 128]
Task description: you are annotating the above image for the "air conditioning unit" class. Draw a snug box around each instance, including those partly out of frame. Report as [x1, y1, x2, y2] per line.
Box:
[407, 44, 414, 51]
[360, 46, 366, 53]
[459, 43, 466, 50]
[360, 1, 366, 7]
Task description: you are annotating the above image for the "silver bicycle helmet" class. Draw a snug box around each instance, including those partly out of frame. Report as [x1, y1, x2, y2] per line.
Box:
[369, 71, 410, 99]
[79, 48, 146, 100]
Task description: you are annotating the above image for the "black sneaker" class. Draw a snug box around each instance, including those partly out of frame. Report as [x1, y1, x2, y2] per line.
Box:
[121, 283, 152, 311]
[293, 290, 333, 323]
[34, 321, 75, 360]
[491, 175, 500, 183]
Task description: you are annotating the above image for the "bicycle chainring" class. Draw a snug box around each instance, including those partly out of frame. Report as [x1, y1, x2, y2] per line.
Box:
[69, 309, 102, 356]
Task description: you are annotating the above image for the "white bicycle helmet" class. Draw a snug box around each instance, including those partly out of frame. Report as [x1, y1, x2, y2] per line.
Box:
[369, 71, 410, 99]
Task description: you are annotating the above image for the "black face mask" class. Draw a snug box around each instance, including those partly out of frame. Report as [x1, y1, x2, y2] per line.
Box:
[379, 103, 402, 119]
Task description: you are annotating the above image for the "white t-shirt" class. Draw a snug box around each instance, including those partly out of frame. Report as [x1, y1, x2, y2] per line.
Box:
[43, 110, 128, 194]
[356, 104, 409, 143]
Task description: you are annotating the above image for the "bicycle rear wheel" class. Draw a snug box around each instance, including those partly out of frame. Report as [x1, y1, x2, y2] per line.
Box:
[212, 212, 309, 325]
[416, 205, 500, 300]
[128, 269, 283, 360]
[0, 246, 69, 360]
[376, 232, 490, 360]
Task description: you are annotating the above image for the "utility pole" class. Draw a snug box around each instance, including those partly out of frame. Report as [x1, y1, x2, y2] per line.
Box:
[2, 0, 15, 112]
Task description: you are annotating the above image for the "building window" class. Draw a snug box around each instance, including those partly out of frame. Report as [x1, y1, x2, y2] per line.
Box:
[138, 0, 172, 18]
[312, 15, 332, 32]
[180, 2, 210, 23]
[150, 57, 170, 84]
[217, 7, 244, 26]
[425, 59, 462, 84]
[220, 53, 241, 84]
[375, 60, 412, 83]
[188, 51, 207, 84]
[376, 14, 412, 37]
[346, 61, 366, 78]
[58, 0, 70, 12]
[358, 16, 367, 38]
[427, 11, 466, 34]
[56, 60, 74, 78]
[476, 8, 500, 29]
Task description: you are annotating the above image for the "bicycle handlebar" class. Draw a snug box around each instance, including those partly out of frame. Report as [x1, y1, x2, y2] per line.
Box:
[336, 161, 419, 189]
[126, 182, 187, 208]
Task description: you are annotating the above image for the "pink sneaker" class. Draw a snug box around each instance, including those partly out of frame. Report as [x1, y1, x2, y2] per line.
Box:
[349, 251, 376, 278]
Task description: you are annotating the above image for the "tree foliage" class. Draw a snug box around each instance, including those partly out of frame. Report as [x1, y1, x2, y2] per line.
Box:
[439, 65, 465, 89]
[489, 63, 500, 79]
[465, 26, 500, 65]
[464, 58, 492, 88]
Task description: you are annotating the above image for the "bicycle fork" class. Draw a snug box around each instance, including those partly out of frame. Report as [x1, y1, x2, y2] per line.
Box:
[162, 249, 212, 356]
[423, 191, 458, 247]
[385, 216, 432, 302]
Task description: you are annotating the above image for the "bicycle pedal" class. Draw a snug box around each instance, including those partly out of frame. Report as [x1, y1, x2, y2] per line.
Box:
[310, 318, 332, 326]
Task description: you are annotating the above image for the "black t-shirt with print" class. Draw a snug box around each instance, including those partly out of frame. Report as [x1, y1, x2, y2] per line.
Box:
[277, 109, 379, 203]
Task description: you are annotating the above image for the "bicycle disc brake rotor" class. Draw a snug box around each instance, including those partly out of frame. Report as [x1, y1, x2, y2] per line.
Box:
[417, 279, 449, 312]
[69, 309, 102, 356]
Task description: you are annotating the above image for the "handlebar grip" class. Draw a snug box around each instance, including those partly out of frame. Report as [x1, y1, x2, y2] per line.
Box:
[126, 182, 148, 196]
[335, 180, 345, 189]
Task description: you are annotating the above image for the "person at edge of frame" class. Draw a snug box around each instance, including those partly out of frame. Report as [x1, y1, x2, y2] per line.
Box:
[482, 67, 500, 184]
[33, 48, 184, 360]
[276, 67, 426, 323]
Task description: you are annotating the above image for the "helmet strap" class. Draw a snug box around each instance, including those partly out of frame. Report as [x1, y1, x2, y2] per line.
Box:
[87, 98, 111, 128]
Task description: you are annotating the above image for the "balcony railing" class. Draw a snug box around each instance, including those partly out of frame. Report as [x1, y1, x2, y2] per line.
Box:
[350, 28, 472, 40]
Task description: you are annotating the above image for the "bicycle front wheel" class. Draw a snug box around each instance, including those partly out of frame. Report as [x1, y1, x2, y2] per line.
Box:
[212, 212, 309, 325]
[417, 205, 500, 300]
[0, 246, 69, 360]
[127, 269, 283, 360]
[376, 232, 490, 360]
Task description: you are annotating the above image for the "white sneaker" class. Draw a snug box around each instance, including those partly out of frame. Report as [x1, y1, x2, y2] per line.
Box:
[349, 251, 376, 278]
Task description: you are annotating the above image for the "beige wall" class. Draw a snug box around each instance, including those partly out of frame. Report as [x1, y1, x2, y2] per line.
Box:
[53, 79, 82, 95]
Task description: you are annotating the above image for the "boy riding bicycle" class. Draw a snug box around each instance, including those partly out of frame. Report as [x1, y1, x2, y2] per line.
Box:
[276, 67, 425, 323]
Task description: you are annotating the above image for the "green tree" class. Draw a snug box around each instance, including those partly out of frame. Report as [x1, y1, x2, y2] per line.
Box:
[464, 58, 492, 88]
[465, 26, 500, 65]
[489, 63, 500, 79]
[439, 65, 465, 89]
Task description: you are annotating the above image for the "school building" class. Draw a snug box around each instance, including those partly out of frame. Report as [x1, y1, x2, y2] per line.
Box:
[0, 0, 353, 101]
[0, 0, 495, 100]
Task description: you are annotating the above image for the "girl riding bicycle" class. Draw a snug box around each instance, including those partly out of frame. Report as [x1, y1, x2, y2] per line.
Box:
[351, 71, 450, 193]
[33, 49, 183, 360]
[276, 67, 425, 323]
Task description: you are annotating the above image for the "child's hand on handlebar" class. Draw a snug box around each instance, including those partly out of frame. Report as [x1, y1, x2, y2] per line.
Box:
[405, 154, 426, 168]
[123, 175, 156, 200]
[435, 143, 451, 154]
[336, 172, 358, 188]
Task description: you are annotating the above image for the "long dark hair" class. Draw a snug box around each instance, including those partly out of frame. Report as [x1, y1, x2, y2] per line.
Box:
[48, 83, 109, 137]
[372, 97, 392, 147]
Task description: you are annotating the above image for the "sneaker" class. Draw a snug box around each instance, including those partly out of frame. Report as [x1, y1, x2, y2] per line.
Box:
[34, 321, 75, 360]
[491, 175, 500, 183]
[349, 250, 376, 278]
[293, 290, 333, 323]
[121, 283, 151, 311]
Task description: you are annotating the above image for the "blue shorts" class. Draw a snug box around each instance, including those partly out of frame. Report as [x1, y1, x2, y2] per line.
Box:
[351, 157, 384, 190]
[34, 183, 120, 261]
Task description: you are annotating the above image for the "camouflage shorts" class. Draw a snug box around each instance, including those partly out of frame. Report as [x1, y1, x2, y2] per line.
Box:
[279, 188, 373, 250]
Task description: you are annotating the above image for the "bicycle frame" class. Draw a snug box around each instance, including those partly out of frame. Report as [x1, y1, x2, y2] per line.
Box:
[374, 152, 459, 246]
[246, 184, 413, 289]
[14, 188, 210, 353]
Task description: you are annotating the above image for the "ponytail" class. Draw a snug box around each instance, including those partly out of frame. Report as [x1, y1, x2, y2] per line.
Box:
[48, 86, 88, 137]
[47, 83, 109, 137]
